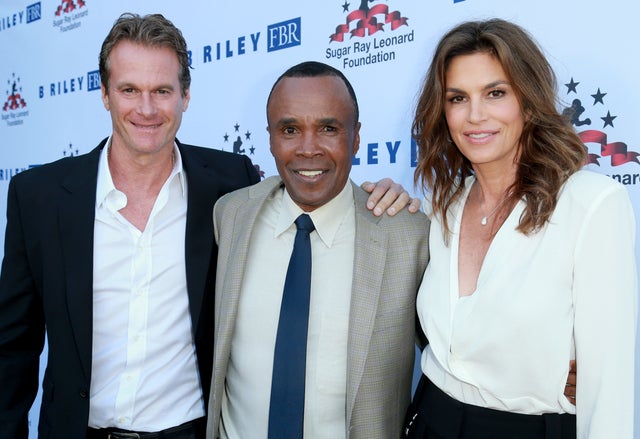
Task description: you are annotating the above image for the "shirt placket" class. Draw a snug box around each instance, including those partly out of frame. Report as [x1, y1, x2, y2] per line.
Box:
[113, 224, 153, 426]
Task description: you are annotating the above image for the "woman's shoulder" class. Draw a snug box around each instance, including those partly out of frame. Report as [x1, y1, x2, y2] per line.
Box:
[563, 169, 625, 196]
[559, 169, 629, 212]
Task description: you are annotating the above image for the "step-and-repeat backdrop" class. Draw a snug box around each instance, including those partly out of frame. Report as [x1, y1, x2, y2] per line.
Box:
[1, 0, 638, 435]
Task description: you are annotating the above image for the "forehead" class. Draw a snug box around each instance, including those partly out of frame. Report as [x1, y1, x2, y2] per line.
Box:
[109, 41, 179, 71]
[268, 76, 355, 119]
[108, 41, 181, 85]
[446, 52, 507, 84]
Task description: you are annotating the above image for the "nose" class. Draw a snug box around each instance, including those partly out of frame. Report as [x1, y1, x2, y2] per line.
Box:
[467, 97, 486, 123]
[137, 92, 157, 117]
[297, 132, 322, 157]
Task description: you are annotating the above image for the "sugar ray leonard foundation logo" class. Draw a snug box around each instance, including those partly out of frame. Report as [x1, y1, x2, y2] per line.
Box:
[2, 73, 29, 127]
[562, 77, 640, 185]
[326, 0, 413, 69]
[53, 0, 88, 32]
[220, 122, 265, 179]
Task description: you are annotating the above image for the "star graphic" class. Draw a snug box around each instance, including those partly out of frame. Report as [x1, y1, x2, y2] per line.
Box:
[63, 142, 78, 157]
[342, 1, 350, 12]
[234, 123, 240, 132]
[601, 111, 617, 128]
[565, 78, 579, 94]
[245, 130, 252, 141]
[250, 145, 256, 155]
[591, 88, 606, 105]
[223, 133, 229, 142]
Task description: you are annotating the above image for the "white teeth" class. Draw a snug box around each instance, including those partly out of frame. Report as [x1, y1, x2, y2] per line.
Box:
[298, 170, 323, 177]
[468, 133, 491, 139]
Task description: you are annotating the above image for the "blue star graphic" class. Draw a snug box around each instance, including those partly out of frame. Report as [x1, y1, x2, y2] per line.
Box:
[342, 1, 350, 12]
[245, 130, 252, 140]
[591, 88, 606, 105]
[234, 123, 240, 132]
[565, 78, 579, 94]
[601, 111, 616, 128]
[223, 133, 229, 142]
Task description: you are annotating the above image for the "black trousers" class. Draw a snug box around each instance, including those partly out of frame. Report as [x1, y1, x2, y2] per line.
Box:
[402, 375, 576, 439]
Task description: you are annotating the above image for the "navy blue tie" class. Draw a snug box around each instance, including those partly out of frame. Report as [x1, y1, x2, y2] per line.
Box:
[268, 214, 315, 438]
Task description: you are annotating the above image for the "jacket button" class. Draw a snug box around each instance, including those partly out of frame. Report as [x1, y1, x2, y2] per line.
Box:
[79, 390, 88, 398]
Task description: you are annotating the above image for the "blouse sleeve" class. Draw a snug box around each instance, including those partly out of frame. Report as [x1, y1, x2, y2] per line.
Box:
[572, 182, 637, 437]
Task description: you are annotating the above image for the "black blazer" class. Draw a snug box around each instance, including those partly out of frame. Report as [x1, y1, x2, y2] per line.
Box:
[0, 138, 260, 438]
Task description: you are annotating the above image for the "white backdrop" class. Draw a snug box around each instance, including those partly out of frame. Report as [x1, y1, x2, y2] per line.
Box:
[1, 0, 638, 436]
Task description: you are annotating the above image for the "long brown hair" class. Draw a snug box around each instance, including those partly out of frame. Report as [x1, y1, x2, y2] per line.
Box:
[413, 19, 586, 238]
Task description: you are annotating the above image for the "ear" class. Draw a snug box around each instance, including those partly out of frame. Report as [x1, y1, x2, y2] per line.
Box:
[182, 88, 191, 112]
[352, 121, 361, 156]
[101, 84, 110, 111]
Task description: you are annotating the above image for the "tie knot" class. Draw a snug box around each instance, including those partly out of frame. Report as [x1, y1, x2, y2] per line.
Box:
[295, 214, 315, 233]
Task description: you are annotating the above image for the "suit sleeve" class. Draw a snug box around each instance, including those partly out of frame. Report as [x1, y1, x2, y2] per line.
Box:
[241, 154, 261, 185]
[0, 176, 45, 439]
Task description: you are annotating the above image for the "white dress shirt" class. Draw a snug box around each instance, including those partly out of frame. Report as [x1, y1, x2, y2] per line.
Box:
[221, 182, 355, 439]
[89, 141, 205, 430]
[417, 170, 637, 438]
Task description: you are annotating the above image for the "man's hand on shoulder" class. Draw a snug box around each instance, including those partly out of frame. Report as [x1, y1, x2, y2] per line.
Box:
[361, 178, 421, 216]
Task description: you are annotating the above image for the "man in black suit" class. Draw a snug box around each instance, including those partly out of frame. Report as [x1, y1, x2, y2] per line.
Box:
[0, 13, 260, 439]
[0, 13, 415, 439]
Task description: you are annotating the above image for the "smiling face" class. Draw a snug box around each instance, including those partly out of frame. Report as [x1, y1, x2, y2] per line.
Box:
[444, 52, 524, 173]
[267, 75, 360, 212]
[101, 40, 190, 160]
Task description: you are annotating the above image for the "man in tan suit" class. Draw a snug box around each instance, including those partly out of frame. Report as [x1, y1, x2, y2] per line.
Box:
[207, 61, 430, 438]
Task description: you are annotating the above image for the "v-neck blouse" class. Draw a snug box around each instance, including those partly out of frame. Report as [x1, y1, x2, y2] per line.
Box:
[416, 170, 637, 437]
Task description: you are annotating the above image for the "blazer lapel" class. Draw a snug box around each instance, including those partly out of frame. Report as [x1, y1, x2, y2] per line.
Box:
[345, 183, 388, 428]
[180, 144, 219, 333]
[213, 177, 282, 410]
[59, 141, 104, 381]
[216, 177, 281, 345]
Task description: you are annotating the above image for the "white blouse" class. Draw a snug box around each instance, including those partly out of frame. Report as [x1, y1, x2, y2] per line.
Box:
[417, 170, 637, 438]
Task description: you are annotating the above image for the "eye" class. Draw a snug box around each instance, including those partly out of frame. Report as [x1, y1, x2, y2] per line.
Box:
[156, 89, 171, 95]
[282, 126, 297, 135]
[447, 95, 465, 104]
[322, 125, 337, 132]
[488, 89, 506, 98]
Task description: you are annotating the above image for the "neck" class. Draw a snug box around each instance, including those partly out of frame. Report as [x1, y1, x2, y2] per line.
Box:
[107, 144, 175, 193]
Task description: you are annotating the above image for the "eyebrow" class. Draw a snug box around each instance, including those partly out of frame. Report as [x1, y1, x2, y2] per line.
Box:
[275, 117, 343, 126]
[446, 80, 510, 93]
[318, 117, 341, 126]
[113, 81, 176, 91]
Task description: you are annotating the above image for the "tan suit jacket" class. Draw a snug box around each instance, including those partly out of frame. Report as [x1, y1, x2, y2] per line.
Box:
[207, 176, 429, 438]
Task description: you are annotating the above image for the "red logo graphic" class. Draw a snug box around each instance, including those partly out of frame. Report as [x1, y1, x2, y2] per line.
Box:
[55, 0, 86, 16]
[562, 77, 638, 167]
[580, 130, 639, 167]
[3, 75, 27, 112]
[330, 1, 408, 42]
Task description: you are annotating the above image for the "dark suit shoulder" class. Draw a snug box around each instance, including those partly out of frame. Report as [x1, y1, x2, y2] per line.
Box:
[8, 144, 101, 198]
[178, 142, 260, 191]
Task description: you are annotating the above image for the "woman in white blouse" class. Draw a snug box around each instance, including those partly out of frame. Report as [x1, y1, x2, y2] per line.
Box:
[403, 19, 637, 438]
